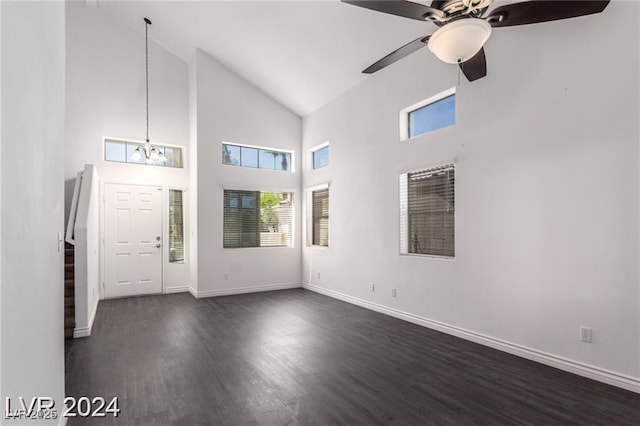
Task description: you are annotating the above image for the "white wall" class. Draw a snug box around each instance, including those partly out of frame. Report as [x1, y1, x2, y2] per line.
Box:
[74, 164, 100, 337]
[193, 49, 302, 296]
[1, 0, 66, 422]
[0, 0, 3, 398]
[303, 2, 640, 389]
[65, 2, 190, 292]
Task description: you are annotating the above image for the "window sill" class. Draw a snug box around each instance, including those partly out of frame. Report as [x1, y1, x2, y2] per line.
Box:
[223, 246, 295, 250]
[400, 253, 455, 261]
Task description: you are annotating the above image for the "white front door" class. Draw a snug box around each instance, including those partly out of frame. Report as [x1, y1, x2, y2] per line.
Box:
[104, 183, 163, 298]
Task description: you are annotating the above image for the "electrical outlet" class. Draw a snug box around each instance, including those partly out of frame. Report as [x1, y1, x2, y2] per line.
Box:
[224, 273, 229, 281]
[580, 326, 592, 343]
[391, 288, 397, 297]
[317, 272, 321, 279]
[370, 283, 375, 292]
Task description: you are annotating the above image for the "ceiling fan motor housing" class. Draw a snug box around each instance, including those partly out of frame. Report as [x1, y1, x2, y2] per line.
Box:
[430, 0, 491, 24]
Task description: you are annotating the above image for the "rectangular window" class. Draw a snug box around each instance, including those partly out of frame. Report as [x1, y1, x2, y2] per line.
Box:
[169, 189, 185, 263]
[104, 138, 184, 168]
[223, 190, 294, 248]
[222, 142, 292, 172]
[312, 188, 329, 247]
[400, 164, 455, 257]
[400, 88, 455, 140]
[312, 145, 329, 169]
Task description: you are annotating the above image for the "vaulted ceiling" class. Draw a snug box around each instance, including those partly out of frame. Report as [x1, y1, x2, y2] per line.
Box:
[98, 0, 432, 116]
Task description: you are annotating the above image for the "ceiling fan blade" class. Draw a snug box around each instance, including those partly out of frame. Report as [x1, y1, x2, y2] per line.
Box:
[459, 48, 487, 82]
[486, 1, 610, 28]
[363, 35, 430, 74]
[342, 1, 441, 21]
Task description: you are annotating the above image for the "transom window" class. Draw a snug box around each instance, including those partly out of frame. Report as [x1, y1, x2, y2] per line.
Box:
[312, 144, 329, 169]
[104, 138, 184, 168]
[223, 190, 294, 248]
[400, 164, 455, 257]
[222, 142, 292, 172]
[400, 88, 456, 140]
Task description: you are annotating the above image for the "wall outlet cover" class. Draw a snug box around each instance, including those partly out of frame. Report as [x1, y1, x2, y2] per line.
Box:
[580, 326, 592, 343]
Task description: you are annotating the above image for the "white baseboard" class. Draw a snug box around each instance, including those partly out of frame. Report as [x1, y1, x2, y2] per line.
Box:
[190, 282, 301, 299]
[164, 286, 191, 294]
[73, 296, 99, 338]
[302, 283, 640, 394]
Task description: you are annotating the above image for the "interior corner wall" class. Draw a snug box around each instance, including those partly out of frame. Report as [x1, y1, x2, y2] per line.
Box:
[1, 0, 66, 421]
[193, 49, 302, 296]
[65, 2, 191, 291]
[302, 2, 640, 385]
[188, 52, 199, 293]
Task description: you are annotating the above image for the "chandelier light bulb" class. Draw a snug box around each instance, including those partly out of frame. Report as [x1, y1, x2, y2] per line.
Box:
[150, 147, 160, 161]
[131, 147, 143, 162]
[158, 151, 167, 164]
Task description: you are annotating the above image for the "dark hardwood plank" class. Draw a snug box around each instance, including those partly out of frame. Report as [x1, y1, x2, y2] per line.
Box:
[66, 289, 640, 425]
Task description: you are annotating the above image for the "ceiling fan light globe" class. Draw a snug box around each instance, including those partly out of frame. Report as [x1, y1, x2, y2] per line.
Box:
[427, 18, 492, 64]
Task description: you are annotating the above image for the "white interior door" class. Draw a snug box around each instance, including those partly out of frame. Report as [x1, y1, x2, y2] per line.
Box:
[104, 183, 163, 298]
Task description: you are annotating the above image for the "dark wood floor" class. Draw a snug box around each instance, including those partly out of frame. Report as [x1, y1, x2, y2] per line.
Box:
[65, 289, 640, 425]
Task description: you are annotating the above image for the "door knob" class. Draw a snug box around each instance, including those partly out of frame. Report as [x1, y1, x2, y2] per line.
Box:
[156, 244, 161, 248]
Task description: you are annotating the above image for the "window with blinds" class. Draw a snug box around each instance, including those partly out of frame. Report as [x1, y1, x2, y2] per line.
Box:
[400, 164, 455, 257]
[312, 188, 329, 247]
[169, 189, 185, 263]
[223, 190, 294, 248]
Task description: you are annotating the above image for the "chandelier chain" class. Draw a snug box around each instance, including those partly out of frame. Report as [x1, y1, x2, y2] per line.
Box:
[145, 19, 150, 143]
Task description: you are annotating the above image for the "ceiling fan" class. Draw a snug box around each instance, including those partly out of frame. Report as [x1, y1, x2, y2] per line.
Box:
[343, 0, 610, 81]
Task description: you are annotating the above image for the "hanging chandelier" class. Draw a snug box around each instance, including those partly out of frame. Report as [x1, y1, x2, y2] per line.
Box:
[131, 17, 166, 165]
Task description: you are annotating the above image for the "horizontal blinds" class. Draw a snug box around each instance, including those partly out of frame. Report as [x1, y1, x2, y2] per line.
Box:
[169, 189, 185, 263]
[223, 190, 294, 248]
[312, 188, 329, 247]
[400, 164, 454, 257]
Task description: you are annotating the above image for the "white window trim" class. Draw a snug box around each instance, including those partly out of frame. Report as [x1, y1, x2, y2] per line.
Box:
[399, 86, 456, 141]
[167, 186, 188, 265]
[222, 141, 296, 173]
[103, 136, 187, 167]
[220, 186, 297, 250]
[306, 182, 330, 248]
[399, 161, 456, 260]
[309, 141, 330, 170]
